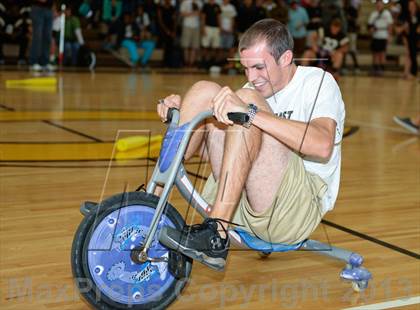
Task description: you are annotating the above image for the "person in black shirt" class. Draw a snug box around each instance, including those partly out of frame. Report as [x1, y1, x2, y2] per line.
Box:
[29, 0, 54, 71]
[306, 0, 322, 31]
[302, 18, 349, 79]
[157, 0, 178, 67]
[343, 0, 360, 72]
[201, 0, 221, 67]
[236, 0, 257, 35]
[255, 0, 267, 22]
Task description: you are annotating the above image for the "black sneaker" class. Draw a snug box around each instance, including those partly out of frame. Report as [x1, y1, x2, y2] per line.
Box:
[393, 116, 419, 135]
[159, 218, 230, 271]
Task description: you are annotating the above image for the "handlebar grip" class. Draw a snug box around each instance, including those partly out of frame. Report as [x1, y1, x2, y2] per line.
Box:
[165, 107, 179, 124]
[227, 112, 249, 125]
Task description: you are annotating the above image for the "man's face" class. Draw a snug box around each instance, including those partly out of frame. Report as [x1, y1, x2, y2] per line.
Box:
[240, 41, 285, 98]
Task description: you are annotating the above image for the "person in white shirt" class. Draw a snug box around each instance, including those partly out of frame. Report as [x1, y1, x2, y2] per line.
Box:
[368, 0, 393, 76]
[219, 0, 236, 66]
[157, 19, 345, 271]
[180, 0, 202, 66]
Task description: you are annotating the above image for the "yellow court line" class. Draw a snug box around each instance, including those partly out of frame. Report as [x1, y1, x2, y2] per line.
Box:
[0, 142, 161, 161]
[0, 111, 160, 121]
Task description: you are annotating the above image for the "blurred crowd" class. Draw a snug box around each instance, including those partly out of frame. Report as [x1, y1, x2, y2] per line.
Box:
[0, 0, 419, 79]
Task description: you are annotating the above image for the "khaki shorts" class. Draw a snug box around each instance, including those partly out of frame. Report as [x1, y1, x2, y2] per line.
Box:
[181, 26, 200, 49]
[201, 26, 220, 48]
[201, 152, 327, 245]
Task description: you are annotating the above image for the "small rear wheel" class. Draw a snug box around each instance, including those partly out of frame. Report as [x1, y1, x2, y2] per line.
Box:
[258, 252, 271, 259]
[71, 192, 192, 309]
[352, 280, 368, 292]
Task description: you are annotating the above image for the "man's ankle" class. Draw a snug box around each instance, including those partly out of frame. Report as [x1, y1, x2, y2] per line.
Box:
[216, 222, 228, 239]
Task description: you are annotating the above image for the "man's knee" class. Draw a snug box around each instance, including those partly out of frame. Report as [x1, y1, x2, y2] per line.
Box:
[190, 80, 221, 94]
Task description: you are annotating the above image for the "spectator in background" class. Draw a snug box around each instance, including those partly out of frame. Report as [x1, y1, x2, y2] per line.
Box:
[102, 0, 122, 48]
[389, 0, 402, 22]
[368, 0, 393, 76]
[288, 0, 309, 57]
[0, 1, 6, 64]
[142, 0, 158, 37]
[255, 0, 268, 22]
[400, 0, 419, 79]
[200, 0, 221, 68]
[29, 0, 55, 71]
[157, 0, 177, 67]
[180, 0, 202, 67]
[63, 5, 85, 66]
[302, 18, 349, 79]
[102, 0, 122, 24]
[135, 4, 151, 39]
[115, 11, 155, 68]
[321, 0, 346, 32]
[219, 0, 237, 66]
[263, 0, 277, 16]
[269, 0, 288, 25]
[134, 4, 156, 66]
[306, 0, 322, 42]
[0, 2, 31, 65]
[236, 0, 257, 37]
[75, 0, 103, 29]
[343, 0, 360, 73]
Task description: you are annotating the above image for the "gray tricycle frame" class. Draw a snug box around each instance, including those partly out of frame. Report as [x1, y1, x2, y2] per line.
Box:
[140, 109, 371, 291]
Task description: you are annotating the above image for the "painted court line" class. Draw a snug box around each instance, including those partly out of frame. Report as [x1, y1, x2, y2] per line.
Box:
[346, 119, 411, 134]
[0, 110, 159, 121]
[343, 296, 420, 309]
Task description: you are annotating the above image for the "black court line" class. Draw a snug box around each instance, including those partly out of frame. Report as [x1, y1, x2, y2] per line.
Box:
[322, 219, 420, 260]
[42, 120, 103, 142]
[0, 103, 15, 111]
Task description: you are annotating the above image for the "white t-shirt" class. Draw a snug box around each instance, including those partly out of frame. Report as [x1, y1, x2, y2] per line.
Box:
[220, 3, 237, 32]
[245, 66, 345, 213]
[368, 9, 393, 39]
[180, 0, 202, 28]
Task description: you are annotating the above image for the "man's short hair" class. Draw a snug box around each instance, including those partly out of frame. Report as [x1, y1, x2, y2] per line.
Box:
[238, 19, 294, 63]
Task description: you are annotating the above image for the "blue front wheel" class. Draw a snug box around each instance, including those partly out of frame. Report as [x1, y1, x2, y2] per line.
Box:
[71, 192, 193, 309]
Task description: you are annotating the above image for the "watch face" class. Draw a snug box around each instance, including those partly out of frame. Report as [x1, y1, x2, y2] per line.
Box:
[249, 103, 258, 113]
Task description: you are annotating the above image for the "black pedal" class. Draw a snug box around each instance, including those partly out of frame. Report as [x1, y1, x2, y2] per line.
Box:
[168, 250, 190, 279]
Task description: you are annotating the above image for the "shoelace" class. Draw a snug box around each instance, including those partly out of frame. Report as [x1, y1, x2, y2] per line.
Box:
[182, 218, 243, 238]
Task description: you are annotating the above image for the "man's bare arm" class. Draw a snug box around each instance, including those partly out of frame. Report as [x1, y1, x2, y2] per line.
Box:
[253, 112, 336, 162]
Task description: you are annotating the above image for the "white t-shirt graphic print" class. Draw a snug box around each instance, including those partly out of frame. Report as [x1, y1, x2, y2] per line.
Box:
[245, 66, 345, 213]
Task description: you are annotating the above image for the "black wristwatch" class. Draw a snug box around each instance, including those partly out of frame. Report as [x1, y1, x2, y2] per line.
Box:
[244, 103, 258, 128]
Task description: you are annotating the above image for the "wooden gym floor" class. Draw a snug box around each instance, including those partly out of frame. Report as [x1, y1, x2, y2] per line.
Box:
[0, 69, 419, 309]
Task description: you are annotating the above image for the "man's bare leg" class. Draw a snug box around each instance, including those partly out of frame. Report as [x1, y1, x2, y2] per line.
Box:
[176, 81, 223, 160]
[160, 81, 291, 217]
[159, 86, 292, 270]
[206, 89, 291, 235]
